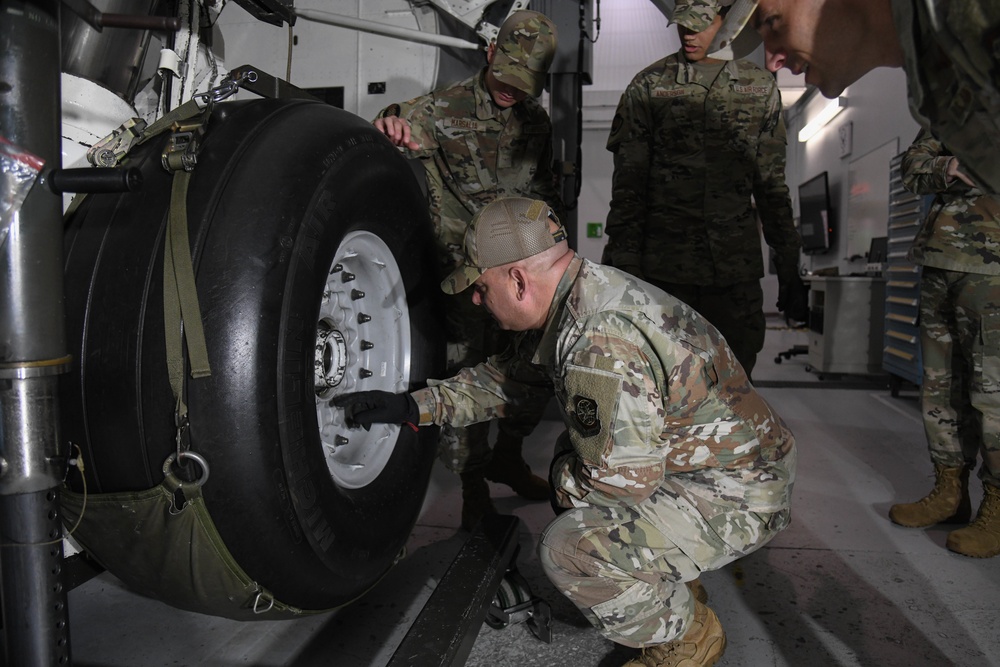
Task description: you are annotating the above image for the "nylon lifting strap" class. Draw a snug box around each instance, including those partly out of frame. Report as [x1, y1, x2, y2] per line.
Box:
[156, 100, 214, 441]
[163, 168, 211, 422]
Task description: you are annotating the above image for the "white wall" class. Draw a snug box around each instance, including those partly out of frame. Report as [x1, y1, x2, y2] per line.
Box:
[216, 0, 440, 119]
[784, 68, 920, 277]
[577, 0, 677, 262]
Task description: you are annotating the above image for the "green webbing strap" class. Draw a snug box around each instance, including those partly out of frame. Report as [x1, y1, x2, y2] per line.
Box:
[138, 99, 204, 148]
[163, 169, 212, 418]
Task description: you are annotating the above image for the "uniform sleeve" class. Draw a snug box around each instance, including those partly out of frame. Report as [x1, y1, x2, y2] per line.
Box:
[529, 132, 565, 221]
[900, 129, 969, 195]
[373, 93, 441, 160]
[552, 328, 667, 509]
[411, 351, 552, 429]
[752, 86, 801, 282]
[604, 81, 652, 276]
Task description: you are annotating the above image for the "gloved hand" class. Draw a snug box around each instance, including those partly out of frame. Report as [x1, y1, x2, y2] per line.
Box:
[777, 274, 808, 324]
[330, 391, 419, 431]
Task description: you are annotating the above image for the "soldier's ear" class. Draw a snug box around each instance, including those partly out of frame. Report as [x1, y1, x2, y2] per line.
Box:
[509, 266, 527, 301]
[486, 42, 496, 65]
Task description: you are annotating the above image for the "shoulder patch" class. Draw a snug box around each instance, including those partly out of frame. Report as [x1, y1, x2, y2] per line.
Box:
[610, 113, 624, 138]
[572, 394, 602, 437]
[382, 103, 401, 118]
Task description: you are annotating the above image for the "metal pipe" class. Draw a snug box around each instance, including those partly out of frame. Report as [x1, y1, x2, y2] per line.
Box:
[0, 0, 73, 663]
[0, 490, 72, 666]
[61, 0, 160, 102]
[294, 8, 480, 51]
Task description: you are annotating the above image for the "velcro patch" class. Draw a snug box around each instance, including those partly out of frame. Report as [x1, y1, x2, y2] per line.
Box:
[563, 360, 620, 464]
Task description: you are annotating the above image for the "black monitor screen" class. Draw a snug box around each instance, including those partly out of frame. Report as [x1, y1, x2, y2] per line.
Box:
[798, 172, 832, 255]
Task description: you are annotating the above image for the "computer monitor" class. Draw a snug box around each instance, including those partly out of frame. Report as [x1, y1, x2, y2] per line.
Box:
[798, 172, 833, 255]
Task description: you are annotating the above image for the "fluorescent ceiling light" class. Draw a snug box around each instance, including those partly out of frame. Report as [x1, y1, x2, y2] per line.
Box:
[798, 96, 846, 142]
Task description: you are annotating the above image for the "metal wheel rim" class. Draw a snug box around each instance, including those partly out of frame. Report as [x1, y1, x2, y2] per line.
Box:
[313, 230, 411, 488]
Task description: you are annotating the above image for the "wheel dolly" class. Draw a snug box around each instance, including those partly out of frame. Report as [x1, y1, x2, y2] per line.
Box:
[386, 513, 552, 666]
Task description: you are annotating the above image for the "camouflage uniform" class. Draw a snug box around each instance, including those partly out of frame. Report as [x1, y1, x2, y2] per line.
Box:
[604, 52, 800, 376]
[892, 0, 1000, 193]
[376, 69, 561, 472]
[901, 129, 1000, 489]
[413, 256, 797, 647]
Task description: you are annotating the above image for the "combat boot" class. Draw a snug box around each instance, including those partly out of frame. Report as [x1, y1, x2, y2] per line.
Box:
[483, 431, 549, 501]
[889, 463, 971, 527]
[687, 578, 708, 605]
[460, 471, 497, 532]
[947, 483, 1000, 558]
[621, 600, 726, 667]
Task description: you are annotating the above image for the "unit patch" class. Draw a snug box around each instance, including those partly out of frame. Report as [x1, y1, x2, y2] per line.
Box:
[610, 113, 623, 139]
[572, 394, 602, 437]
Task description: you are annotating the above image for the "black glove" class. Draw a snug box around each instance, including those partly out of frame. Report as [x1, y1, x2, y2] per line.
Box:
[777, 274, 809, 324]
[330, 391, 419, 431]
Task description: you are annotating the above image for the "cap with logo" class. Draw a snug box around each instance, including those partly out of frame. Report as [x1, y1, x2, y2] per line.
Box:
[441, 197, 567, 295]
[489, 10, 558, 98]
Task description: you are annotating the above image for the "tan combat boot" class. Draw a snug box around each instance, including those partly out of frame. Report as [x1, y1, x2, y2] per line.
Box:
[460, 472, 497, 531]
[687, 578, 708, 605]
[483, 431, 550, 501]
[889, 463, 971, 527]
[947, 483, 1000, 558]
[621, 600, 726, 667]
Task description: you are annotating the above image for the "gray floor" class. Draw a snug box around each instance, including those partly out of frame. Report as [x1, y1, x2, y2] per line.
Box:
[63, 320, 1000, 666]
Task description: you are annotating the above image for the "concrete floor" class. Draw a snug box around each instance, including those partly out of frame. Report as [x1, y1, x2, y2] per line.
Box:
[59, 321, 1000, 666]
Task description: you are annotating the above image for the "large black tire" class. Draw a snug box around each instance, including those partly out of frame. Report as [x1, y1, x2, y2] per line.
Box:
[61, 98, 444, 611]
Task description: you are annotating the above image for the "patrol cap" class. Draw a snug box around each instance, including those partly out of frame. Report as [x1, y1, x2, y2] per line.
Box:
[706, 0, 762, 59]
[671, 0, 721, 33]
[441, 197, 567, 295]
[490, 10, 558, 98]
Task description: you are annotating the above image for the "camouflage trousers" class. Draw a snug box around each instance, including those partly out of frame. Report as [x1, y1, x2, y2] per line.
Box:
[538, 450, 795, 648]
[645, 279, 765, 379]
[919, 267, 1000, 486]
[439, 289, 547, 473]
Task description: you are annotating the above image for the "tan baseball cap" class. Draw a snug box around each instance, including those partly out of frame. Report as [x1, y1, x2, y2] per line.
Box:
[441, 197, 567, 295]
[489, 10, 558, 98]
[706, 0, 761, 59]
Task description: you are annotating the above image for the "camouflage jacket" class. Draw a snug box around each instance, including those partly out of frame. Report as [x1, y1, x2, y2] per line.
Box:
[376, 70, 560, 274]
[412, 256, 796, 512]
[604, 53, 800, 286]
[892, 0, 1000, 192]
[901, 129, 1000, 275]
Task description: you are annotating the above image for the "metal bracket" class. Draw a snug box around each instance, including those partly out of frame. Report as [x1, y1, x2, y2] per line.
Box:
[484, 554, 553, 643]
[87, 118, 148, 167]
